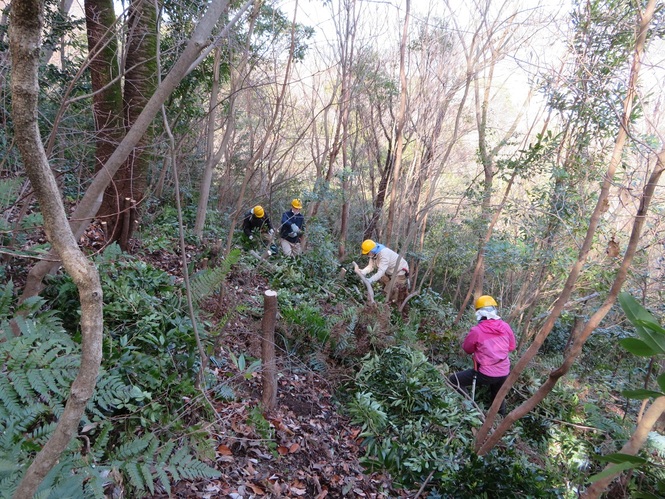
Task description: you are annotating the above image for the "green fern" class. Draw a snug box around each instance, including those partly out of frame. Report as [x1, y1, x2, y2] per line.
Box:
[106, 433, 221, 495]
[0, 281, 14, 320]
[0, 378, 22, 416]
[189, 249, 240, 307]
[282, 303, 331, 347]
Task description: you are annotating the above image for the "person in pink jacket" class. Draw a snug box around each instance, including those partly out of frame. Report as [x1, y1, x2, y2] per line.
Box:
[449, 295, 516, 415]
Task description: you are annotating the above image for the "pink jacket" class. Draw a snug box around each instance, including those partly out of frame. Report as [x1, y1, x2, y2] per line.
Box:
[462, 319, 516, 377]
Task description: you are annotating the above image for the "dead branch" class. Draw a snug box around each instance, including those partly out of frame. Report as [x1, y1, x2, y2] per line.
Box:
[352, 261, 374, 304]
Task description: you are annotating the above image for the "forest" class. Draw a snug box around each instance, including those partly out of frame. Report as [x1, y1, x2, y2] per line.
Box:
[1, 0, 665, 497]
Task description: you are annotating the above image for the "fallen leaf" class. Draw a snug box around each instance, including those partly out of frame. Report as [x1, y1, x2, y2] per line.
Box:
[289, 442, 300, 453]
[247, 482, 265, 495]
[277, 446, 289, 455]
[218, 444, 233, 456]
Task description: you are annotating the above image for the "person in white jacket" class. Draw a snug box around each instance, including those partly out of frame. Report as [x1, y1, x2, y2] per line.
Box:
[360, 239, 409, 304]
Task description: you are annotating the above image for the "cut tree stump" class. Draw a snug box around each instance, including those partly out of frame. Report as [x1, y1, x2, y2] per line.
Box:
[261, 289, 278, 411]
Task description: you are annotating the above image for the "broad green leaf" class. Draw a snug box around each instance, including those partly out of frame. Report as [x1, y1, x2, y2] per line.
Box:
[619, 338, 657, 357]
[596, 453, 648, 465]
[618, 293, 665, 354]
[621, 389, 665, 400]
[658, 373, 665, 393]
[635, 319, 665, 336]
[587, 461, 637, 483]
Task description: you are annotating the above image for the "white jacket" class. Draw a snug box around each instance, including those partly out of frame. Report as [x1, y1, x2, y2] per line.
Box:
[361, 246, 409, 284]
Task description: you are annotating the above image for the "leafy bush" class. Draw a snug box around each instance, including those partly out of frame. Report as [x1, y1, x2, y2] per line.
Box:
[347, 345, 481, 487]
[444, 449, 565, 498]
[42, 245, 205, 430]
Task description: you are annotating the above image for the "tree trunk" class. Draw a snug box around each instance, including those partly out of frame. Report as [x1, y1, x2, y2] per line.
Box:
[194, 47, 223, 239]
[384, 0, 409, 246]
[98, 0, 158, 248]
[261, 290, 278, 411]
[10, 2, 104, 496]
[84, 0, 124, 225]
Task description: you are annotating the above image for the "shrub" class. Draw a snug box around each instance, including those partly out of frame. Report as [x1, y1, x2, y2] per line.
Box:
[347, 345, 482, 487]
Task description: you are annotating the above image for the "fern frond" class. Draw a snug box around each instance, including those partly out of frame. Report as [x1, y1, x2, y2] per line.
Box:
[115, 435, 152, 460]
[125, 461, 145, 491]
[155, 467, 171, 496]
[89, 373, 131, 416]
[9, 372, 33, 403]
[157, 440, 176, 463]
[168, 452, 220, 480]
[26, 370, 52, 405]
[0, 378, 21, 416]
[26, 422, 58, 447]
[89, 422, 112, 462]
[141, 462, 154, 494]
[0, 281, 14, 320]
[189, 249, 240, 307]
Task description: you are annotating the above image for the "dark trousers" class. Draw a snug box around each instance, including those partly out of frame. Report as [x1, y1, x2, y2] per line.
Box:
[449, 368, 508, 415]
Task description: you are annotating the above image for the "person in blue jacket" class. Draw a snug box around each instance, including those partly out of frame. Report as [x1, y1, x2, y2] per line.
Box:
[279, 199, 305, 257]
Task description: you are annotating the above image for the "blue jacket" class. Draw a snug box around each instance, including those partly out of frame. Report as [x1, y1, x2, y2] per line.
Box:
[279, 210, 305, 243]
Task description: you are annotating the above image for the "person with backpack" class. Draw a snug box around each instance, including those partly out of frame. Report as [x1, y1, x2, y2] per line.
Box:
[448, 295, 516, 416]
[359, 239, 410, 305]
[279, 199, 305, 257]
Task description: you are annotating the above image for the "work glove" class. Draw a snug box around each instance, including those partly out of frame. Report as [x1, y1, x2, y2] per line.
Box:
[288, 232, 297, 238]
[290, 223, 301, 234]
[269, 229, 274, 235]
[248, 235, 253, 240]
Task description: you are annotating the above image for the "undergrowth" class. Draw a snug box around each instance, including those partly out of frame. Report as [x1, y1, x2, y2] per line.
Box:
[0, 245, 226, 497]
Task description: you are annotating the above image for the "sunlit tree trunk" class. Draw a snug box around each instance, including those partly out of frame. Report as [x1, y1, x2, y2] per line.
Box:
[193, 47, 223, 239]
[384, 0, 409, 246]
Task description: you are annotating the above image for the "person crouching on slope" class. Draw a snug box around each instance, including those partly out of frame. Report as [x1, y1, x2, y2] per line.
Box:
[242, 205, 274, 247]
[359, 239, 410, 306]
[279, 198, 305, 257]
[448, 295, 516, 416]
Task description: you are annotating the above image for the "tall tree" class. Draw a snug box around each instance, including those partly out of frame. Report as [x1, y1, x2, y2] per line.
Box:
[92, 0, 158, 248]
[10, 1, 103, 496]
[334, 0, 359, 258]
[384, 0, 410, 246]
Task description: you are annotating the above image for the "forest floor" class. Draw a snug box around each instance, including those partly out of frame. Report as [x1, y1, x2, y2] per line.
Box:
[140, 248, 405, 499]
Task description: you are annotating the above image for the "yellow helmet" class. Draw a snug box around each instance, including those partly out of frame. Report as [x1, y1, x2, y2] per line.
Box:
[361, 239, 376, 255]
[253, 205, 265, 218]
[291, 198, 303, 210]
[475, 295, 498, 310]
